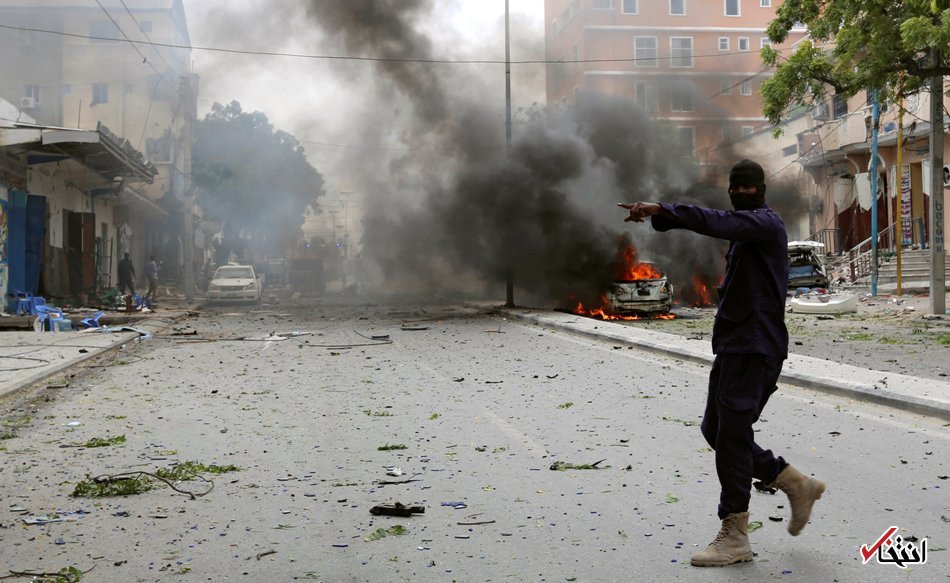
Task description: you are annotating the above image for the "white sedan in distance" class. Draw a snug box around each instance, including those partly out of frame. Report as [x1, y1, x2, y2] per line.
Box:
[207, 264, 262, 303]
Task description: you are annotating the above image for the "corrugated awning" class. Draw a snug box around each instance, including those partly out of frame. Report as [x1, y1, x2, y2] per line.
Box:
[0, 121, 156, 183]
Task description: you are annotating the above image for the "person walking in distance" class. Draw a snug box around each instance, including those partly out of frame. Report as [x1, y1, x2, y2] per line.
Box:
[618, 159, 825, 567]
[117, 252, 136, 296]
[145, 255, 159, 301]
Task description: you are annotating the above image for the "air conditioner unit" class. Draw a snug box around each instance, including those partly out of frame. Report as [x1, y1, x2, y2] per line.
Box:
[19, 96, 36, 109]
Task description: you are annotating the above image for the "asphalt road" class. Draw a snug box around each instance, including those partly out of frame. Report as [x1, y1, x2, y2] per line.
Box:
[0, 300, 946, 582]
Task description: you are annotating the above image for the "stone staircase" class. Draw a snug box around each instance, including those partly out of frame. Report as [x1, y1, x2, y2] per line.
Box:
[855, 248, 950, 293]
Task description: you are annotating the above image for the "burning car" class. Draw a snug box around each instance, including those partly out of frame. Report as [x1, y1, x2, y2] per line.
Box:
[788, 241, 829, 289]
[207, 264, 262, 303]
[607, 261, 674, 315]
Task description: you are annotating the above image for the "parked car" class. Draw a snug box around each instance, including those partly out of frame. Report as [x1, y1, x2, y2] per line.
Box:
[607, 262, 674, 314]
[788, 241, 829, 289]
[207, 264, 262, 303]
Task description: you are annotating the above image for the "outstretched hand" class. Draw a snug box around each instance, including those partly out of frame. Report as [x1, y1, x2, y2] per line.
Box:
[618, 202, 662, 223]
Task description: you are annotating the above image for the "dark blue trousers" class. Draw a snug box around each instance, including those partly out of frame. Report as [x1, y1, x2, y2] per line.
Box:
[701, 353, 788, 519]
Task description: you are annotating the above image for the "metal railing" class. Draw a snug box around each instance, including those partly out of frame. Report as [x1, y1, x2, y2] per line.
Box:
[843, 218, 927, 282]
[806, 228, 842, 255]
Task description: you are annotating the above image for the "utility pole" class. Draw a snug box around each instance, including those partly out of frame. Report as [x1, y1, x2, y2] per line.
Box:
[928, 57, 946, 315]
[870, 93, 880, 297]
[504, 0, 515, 308]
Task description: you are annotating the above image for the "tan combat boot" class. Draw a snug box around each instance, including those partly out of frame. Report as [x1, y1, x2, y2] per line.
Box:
[690, 512, 753, 567]
[769, 465, 825, 536]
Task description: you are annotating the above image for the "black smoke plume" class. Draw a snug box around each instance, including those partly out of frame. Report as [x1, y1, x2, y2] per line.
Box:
[304, 2, 807, 306]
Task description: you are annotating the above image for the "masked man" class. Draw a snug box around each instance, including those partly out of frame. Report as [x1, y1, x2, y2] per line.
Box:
[618, 159, 825, 567]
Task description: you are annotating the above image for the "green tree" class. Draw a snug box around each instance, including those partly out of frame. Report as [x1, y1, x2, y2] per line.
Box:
[760, 0, 949, 125]
[192, 100, 324, 257]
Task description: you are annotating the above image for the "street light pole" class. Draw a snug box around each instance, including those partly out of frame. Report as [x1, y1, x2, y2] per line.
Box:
[504, 0, 515, 308]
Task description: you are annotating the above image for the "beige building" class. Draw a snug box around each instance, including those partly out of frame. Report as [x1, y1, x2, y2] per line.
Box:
[0, 0, 201, 299]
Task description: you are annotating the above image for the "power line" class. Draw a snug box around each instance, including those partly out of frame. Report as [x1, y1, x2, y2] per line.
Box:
[118, 0, 174, 73]
[0, 23, 795, 66]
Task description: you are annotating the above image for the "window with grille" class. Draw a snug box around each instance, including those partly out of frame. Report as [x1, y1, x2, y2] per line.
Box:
[671, 37, 693, 67]
[635, 37, 658, 67]
[671, 81, 694, 111]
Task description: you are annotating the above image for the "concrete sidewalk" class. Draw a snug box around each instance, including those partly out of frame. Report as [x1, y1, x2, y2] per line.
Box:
[497, 307, 950, 421]
[0, 315, 179, 400]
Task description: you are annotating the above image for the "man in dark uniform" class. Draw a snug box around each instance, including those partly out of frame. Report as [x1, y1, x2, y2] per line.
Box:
[117, 252, 136, 296]
[618, 160, 825, 567]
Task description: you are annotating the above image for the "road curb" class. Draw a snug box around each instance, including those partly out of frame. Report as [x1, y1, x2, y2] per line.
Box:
[496, 307, 950, 422]
[0, 315, 184, 401]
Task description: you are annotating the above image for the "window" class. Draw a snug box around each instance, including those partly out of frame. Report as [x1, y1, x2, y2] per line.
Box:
[678, 126, 695, 153]
[92, 83, 109, 105]
[738, 37, 750, 51]
[760, 37, 772, 49]
[622, 0, 638, 14]
[671, 81, 694, 112]
[554, 56, 566, 87]
[592, 0, 614, 9]
[832, 94, 848, 118]
[670, 0, 685, 15]
[719, 79, 733, 95]
[725, 0, 740, 16]
[760, 0, 772, 6]
[740, 80, 752, 95]
[24, 84, 40, 105]
[742, 126, 754, 136]
[670, 37, 693, 67]
[722, 125, 734, 141]
[718, 37, 729, 51]
[635, 82, 658, 113]
[89, 20, 120, 42]
[635, 37, 658, 67]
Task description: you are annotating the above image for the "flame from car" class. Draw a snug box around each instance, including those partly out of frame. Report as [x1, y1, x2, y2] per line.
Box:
[689, 274, 715, 307]
[572, 239, 675, 320]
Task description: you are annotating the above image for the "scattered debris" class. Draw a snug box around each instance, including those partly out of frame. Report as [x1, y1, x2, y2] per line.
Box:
[747, 520, 764, 533]
[753, 481, 777, 494]
[364, 525, 407, 542]
[60, 435, 126, 449]
[369, 501, 425, 517]
[557, 402, 574, 409]
[377, 444, 407, 451]
[5, 565, 91, 582]
[255, 549, 277, 560]
[549, 459, 607, 471]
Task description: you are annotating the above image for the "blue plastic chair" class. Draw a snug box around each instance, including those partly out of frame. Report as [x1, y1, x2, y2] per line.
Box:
[34, 305, 66, 332]
[81, 311, 105, 328]
[14, 290, 44, 316]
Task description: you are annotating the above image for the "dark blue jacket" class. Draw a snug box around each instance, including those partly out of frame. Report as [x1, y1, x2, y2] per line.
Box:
[651, 203, 789, 358]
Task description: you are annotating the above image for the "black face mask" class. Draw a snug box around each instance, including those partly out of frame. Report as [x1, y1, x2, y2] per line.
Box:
[729, 190, 765, 211]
